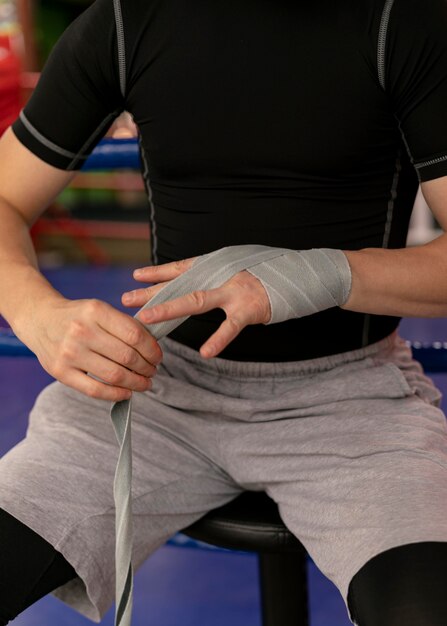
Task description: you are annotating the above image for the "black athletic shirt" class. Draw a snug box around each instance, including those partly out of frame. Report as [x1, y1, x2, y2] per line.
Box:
[11, 0, 447, 361]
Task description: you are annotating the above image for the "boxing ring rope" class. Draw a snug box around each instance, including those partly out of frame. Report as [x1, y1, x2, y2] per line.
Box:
[2, 137, 447, 553]
[27, 137, 144, 266]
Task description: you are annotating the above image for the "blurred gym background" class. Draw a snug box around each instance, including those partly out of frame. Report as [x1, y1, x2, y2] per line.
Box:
[0, 2, 445, 626]
[0, 0, 150, 269]
[0, 0, 441, 271]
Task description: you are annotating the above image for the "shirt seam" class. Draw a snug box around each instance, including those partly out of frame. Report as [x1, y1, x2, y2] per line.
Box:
[381, 152, 401, 249]
[139, 133, 158, 265]
[377, 0, 396, 91]
[113, 0, 126, 99]
[66, 110, 122, 170]
[19, 111, 89, 161]
[414, 154, 447, 170]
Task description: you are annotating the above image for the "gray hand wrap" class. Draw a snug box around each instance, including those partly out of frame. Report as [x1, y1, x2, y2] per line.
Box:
[109, 243, 352, 626]
[244, 247, 352, 324]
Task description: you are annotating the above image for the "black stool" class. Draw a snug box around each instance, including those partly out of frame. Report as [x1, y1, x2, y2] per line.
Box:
[182, 490, 309, 626]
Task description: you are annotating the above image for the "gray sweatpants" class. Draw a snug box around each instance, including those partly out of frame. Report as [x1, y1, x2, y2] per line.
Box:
[0, 329, 446, 624]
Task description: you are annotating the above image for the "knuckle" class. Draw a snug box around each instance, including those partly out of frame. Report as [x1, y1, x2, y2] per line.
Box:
[226, 316, 242, 332]
[85, 298, 102, 316]
[51, 360, 64, 379]
[107, 368, 125, 385]
[153, 347, 163, 365]
[83, 381, 101, 399]
[126, 325, 144, 346]
[190, 290, 206, 308]
[137, 377, 151, 391]
[146, 344, 163, 367]
[68, 319, 87, 339]
[59, 342, 76, 362]
[120, 348, 137, 367]
[174, 260, 184, 272]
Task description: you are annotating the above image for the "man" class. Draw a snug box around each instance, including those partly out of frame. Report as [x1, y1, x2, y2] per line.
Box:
[0, 0, 446, 624]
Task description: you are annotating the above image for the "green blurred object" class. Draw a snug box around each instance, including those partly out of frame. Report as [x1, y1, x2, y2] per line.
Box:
[36, 0, 91, 64]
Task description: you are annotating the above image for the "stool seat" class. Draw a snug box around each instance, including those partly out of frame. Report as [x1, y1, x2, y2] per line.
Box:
[182, 490, 306, 554]
[182, 490, 310, 626]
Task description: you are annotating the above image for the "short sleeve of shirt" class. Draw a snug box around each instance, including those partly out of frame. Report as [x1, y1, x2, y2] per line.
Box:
[11, 0, 125, 170]
[385, 0, 447, 182]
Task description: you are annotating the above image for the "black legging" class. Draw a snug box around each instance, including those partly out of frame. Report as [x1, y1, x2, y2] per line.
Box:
[347, 541, 447, 626]
[0, 508, 77, 625]
[0, 507, 446, 625]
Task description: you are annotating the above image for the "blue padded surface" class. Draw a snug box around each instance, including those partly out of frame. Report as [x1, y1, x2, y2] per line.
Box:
[81, 138, 140, 171]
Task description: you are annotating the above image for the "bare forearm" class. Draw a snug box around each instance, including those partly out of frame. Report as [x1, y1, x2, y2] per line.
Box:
[0, 201, 65, 331]
[341, 233, 447, 317]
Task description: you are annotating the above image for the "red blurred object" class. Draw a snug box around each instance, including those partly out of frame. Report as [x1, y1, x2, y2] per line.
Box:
[0, 34, 22, 136]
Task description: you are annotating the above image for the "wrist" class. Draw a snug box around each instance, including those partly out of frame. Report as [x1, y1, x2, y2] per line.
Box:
[246, 247, 353, 324]
[3, 265, 66, 334]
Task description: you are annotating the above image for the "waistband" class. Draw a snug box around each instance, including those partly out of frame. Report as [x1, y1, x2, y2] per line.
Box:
[160, 329, 401, 379]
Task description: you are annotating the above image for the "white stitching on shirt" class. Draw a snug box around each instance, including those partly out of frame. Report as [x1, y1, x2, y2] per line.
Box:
[377, 0, 396, 91]
[19, 110, 88, 160]
[113, 0, 126, 98]
[382, 153, 401, 249]
[415, 154, 447, 170]
[66, 110, 121, 170]
[138, 135, 159, 265]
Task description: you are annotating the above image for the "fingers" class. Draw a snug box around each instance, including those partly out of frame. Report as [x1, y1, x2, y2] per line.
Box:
[122, 257, 198, 307]
[121, 282, 166, 308]
[50, 299, 163, 401]
[79, 350, 153, 393]
[137, 288, 222, 325]
[84, 326, 158, 379]
[199, 316, 244, 358]
[121, 267, 271, 361]
[63, 369, 135, 403]
[136, 286, 246, 358]
[95, 301, 163, 367]
[131, 257, 197, 283]
[136, 272, 270, 328]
